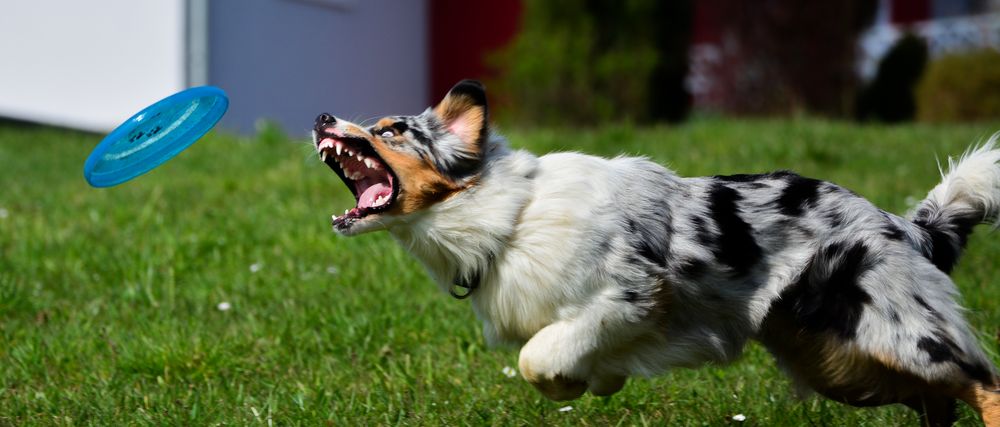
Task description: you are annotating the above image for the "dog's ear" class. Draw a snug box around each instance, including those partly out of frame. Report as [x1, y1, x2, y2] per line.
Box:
[433, 80, 488, 152]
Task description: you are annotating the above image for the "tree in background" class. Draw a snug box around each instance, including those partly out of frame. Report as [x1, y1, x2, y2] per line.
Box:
[493, 0, 880, 123]
[855, 34, 929, 123]
[648, 0, 694, 123]
[490, 0, 692, 126]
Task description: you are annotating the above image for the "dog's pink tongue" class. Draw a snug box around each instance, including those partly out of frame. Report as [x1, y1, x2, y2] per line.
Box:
[358, 182, 392, 209]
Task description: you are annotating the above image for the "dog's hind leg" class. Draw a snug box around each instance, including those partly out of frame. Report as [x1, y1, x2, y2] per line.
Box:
[960, 384, 1000, 427]
[759, 237, 999, 426]
[903, 396, 957, 427]
[758, 315, 972, 426]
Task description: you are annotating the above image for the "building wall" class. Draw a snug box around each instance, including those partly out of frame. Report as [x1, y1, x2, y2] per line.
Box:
[0, 1, 187, 132]
[207, 0, 429, 136]
[428, 0, 522, 101]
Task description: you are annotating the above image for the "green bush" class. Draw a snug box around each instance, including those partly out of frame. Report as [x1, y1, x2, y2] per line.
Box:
[489, 0, 691, 126]
[917, 49, 1000, 122]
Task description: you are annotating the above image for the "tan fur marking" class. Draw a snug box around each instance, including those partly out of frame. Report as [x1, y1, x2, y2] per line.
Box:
[330, 123, 463, 215]
[370, 137, 462, 215]
[434, 95, 480, 123]
[434, 94, 485, 151]
[375, 117, 395, 129]
[758, 310, 963, 407]
[960, 384, 1000, 426]
[340, 123, 369, 136]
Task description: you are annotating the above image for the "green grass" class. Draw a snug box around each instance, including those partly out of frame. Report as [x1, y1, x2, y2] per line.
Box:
[2, 118, 999, 425]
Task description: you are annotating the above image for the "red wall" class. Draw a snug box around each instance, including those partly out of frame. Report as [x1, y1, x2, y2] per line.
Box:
[693, 1, 722, 44]
[891, 0, 930, 24]
[429, 0, 523, 102]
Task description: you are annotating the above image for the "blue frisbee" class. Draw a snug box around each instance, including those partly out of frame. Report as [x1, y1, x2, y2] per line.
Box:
[84, 86, 229, 187]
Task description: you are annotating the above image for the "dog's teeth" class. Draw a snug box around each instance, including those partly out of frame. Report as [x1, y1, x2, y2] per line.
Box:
[335, 142, 343, 155]
[347, 149, 354, 156]
[357, 154, 364, 161]
[364, 158, 374, 169]
[321, 151, 328, 162]
[344, 209, 349, 215]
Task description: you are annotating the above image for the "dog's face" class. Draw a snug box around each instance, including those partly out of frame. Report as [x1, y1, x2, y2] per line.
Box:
[313, 80, 489, 235]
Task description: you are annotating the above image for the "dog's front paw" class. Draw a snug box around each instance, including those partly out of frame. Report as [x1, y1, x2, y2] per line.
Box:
[588, 374, 627, 397]
[518, 323, 593, 401]
[520, 368, 588, 401]
[519, 349, 589, 401]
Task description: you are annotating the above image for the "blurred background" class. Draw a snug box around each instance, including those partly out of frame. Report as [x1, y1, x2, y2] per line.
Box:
[1, 0, 999, 133]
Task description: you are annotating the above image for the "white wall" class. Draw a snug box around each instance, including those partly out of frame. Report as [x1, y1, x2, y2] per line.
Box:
[0, 1, 430, 136]
[0, 1, 187, 132]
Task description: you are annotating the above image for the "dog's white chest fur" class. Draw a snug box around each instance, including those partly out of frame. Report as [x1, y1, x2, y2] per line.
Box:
[472, 153, 624, 344]
[391, 150, 623, 344]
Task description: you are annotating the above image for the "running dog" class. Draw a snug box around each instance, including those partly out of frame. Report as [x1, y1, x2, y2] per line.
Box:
[312, 80, 1000, 426]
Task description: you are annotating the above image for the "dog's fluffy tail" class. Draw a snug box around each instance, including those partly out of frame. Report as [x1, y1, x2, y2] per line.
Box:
[908, 134, 1000, 273]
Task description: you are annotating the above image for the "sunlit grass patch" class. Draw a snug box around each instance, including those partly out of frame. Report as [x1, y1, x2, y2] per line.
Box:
[1, 118, 998, 425]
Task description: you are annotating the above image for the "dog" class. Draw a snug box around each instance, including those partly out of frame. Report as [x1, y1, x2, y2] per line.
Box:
[312, 80, 1000, 426]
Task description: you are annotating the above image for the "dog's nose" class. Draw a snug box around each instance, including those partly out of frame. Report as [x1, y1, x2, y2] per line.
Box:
[316, 113, 336, 127]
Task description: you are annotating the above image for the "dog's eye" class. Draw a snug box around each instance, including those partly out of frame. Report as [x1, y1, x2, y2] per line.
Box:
[380, 130, 395, 138]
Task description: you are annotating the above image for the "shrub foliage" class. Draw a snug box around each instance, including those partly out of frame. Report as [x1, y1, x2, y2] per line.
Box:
[490, 0, 692, 125]
[917, 49, 1000, 122]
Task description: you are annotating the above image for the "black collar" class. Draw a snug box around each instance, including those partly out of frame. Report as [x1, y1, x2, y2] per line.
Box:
[448, 253, 494, 299]
[449, 271, 479, 299]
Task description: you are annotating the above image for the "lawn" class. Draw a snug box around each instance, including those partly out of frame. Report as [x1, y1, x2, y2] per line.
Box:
[1, 118, 999, 425]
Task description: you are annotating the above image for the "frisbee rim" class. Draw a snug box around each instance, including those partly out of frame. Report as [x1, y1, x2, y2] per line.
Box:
[84, 86, 229, 188]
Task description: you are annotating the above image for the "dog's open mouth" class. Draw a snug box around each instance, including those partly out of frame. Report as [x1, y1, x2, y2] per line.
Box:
[316, 135, 399, 227]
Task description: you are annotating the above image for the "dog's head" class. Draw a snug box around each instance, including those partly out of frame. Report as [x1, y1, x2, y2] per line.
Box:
[313, 80, 490, 235]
